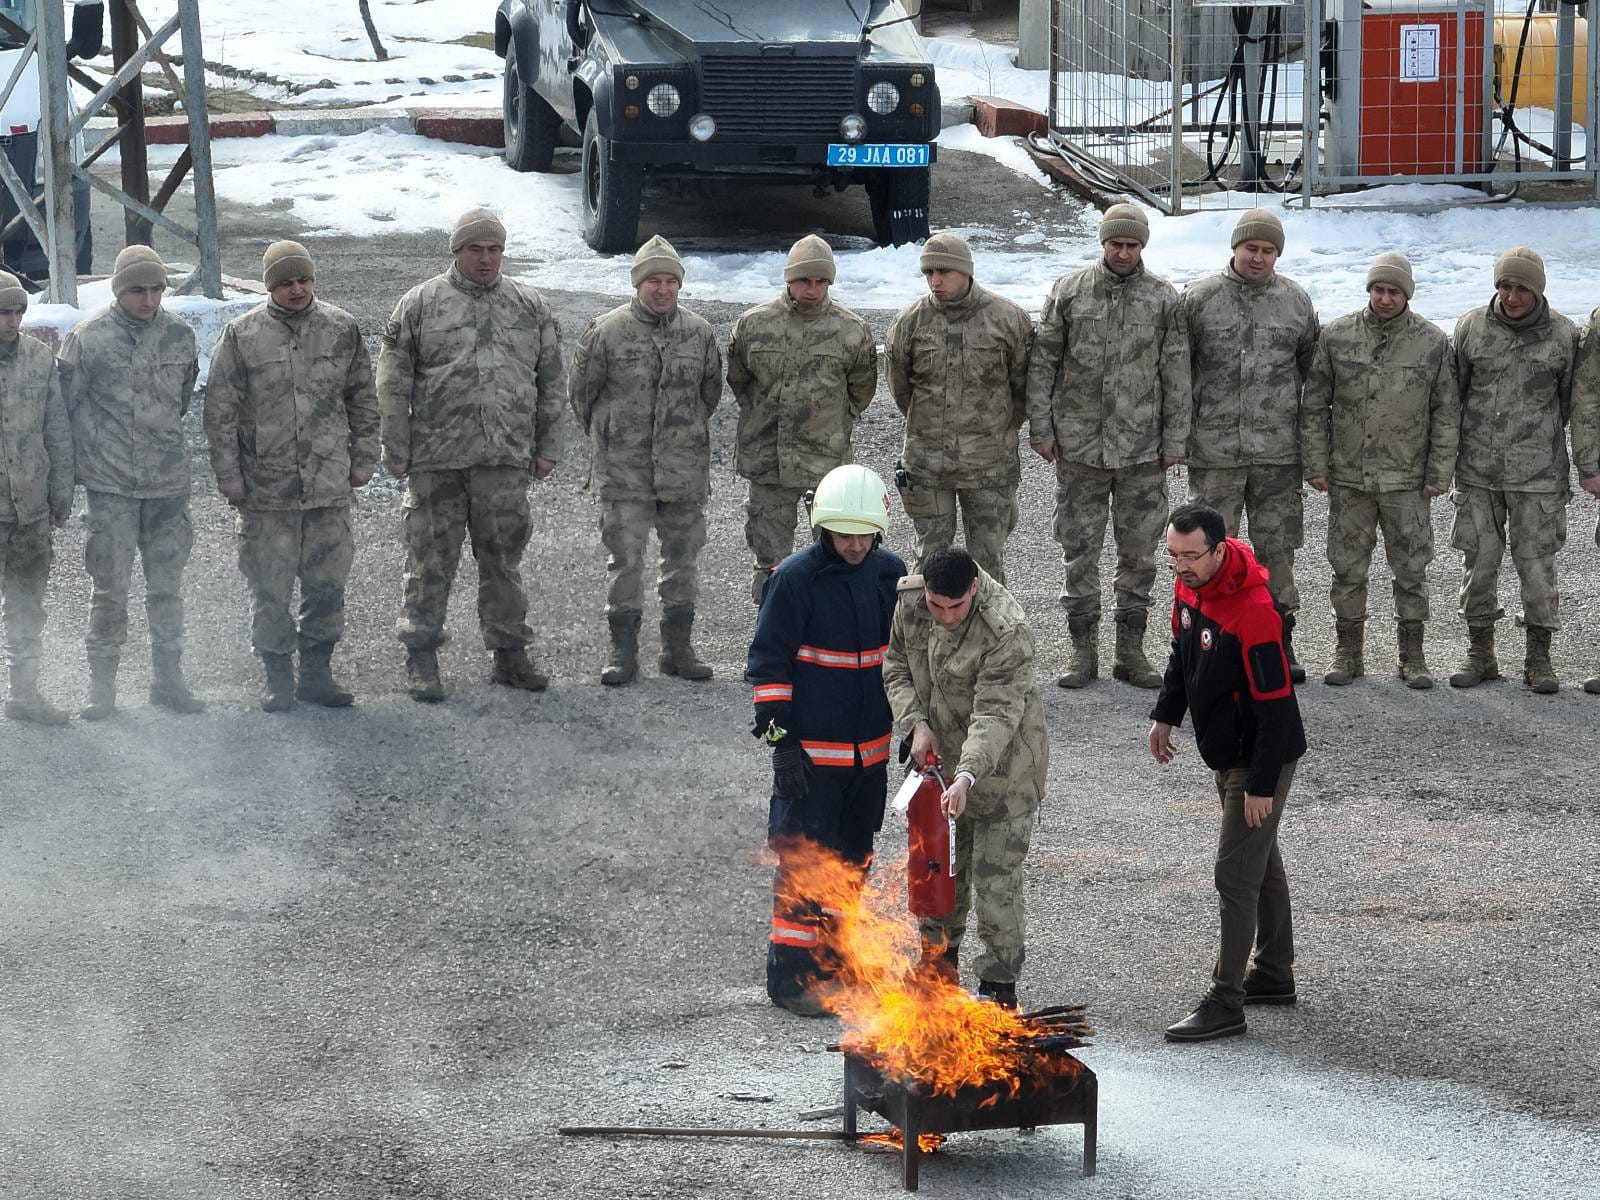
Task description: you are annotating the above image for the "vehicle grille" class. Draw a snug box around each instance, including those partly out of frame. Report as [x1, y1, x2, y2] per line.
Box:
[698, 57, 858, 142]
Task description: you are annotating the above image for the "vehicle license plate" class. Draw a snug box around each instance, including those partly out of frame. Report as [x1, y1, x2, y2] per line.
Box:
[827, 143, 930, 168]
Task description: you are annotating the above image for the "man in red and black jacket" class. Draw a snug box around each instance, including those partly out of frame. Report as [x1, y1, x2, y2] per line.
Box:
[746, 465, 905, 1016]
[1149, 503, 1308, 1042]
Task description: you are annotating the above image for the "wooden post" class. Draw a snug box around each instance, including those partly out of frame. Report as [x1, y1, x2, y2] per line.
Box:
[36, 0, 77, 303]
[110, 0, 152, 245]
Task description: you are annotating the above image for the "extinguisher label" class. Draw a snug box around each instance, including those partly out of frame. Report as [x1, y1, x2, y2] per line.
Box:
[947, 817, 957, 878]
[1400, 25, 1441, 83]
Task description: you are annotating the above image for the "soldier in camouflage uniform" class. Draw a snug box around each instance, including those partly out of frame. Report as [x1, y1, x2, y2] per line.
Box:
[1448, 247, 1579, 694]
[1024, 203, 1190, 691]
[0, 271, 74, 725]
[885, 233, 1033, 583]
[206, 241, 380, 713]
[728, 235, 877, 605]
[61, 246, 204, 716]
[1302, 252, 1459, 690]
[1574, 305, 1600, 695]
[883, 546, 1047, 1009]
[1182, 209, 1320, 681]
[569, 236, 722, 685]
[379, 208, 564, 703]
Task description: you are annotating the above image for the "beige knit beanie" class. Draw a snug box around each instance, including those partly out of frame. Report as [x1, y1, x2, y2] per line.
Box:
[1231, 208, 1285, 254]
[449, 207, 507, 253]
[1493, 246, 1546, 297]
[919, 232, 974, 276]
[1366, 251, 1415, 300]
[784, 235, 836, 283]
[1098, 203, 1150, 246]
[263, 240, 315, 290]
[0, 270, 27, 311]
[631, 234, 685, 286]
[111, 245, 168, 297]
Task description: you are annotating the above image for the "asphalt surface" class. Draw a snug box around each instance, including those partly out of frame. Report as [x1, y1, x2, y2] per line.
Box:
[3, 143, 1599, 1198]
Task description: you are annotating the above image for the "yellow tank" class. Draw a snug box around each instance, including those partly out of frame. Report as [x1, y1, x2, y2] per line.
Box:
[1495, 13, 1588, 124]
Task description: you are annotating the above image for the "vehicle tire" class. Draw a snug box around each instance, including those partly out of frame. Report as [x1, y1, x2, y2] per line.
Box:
[866, 167, 931, 247]
[75, 224, 93, 276]
[503, 51, 560, 173]
[581, 111, 642, 254]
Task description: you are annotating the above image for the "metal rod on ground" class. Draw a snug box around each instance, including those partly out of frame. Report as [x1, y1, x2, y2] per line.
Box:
[560, 1125, 860, 1141]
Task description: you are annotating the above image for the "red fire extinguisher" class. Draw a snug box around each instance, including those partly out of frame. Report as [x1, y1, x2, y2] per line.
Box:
[905, 754, 957, 920]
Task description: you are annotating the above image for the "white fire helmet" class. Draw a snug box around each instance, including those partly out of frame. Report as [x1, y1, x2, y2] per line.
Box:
[808, 464, 891, 537]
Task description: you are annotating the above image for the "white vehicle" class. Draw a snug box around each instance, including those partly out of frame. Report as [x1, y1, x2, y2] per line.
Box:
[0, 0, 100, 278]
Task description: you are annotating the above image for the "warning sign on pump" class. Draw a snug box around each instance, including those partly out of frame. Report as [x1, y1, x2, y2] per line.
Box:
[1400, 24, 1441, 83]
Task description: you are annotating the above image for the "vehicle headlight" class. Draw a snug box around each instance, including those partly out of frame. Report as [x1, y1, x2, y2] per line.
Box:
[689, 113, 716, 141]
[648, 83, 681, 118]
[839, 113, 867, 142]
[867, 81, 900, 115]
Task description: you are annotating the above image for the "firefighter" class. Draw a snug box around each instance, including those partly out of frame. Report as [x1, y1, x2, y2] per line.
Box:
[883, 546, 1048, 1010]
[746, 464, 906, 1016]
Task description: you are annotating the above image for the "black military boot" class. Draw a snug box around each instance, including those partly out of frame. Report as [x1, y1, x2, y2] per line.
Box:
[1281, 611, 1306, 685]
[405, 648, 445, 703]
[919, 942, 959, 985]
[150, 647, 205, 714]
[297, 642, 356, 707]
[80, 655, 118, 722]
[659, 606, 713, 680]
[490, 647, 549, 692]
[260, 652, 296, 713]
[977, 980, 1018, 1010]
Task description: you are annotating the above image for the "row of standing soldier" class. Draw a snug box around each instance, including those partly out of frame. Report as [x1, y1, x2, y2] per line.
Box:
[3, 204, 1598, 720]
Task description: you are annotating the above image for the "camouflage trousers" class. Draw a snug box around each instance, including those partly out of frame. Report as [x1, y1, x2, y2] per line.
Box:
[746, 481, 807, 603]
[237, 506, 356, 656]
[83, 491, 193, 662]
[600, 498, 707, 618]
[899, 481, 1018, 585]
[1188, 464, 1304, 613]
[0, 518, 51, 666]
[1449, 485, 1567, 630]
[1054, 458, 1167, 618]
[917, 808, 1036, 984]
[397, 466, 532, 651]
[1327, 486, 1434, 623]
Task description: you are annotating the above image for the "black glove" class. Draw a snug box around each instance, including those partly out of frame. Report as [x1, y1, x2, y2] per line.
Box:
[772, 740, 809, 802]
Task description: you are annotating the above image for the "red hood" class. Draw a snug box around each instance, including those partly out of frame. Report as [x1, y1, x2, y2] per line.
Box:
[1178, 537, 1271, 605]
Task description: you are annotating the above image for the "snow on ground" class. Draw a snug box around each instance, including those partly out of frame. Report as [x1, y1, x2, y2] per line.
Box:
[146, 129, 1600, 326]
[25, 284, 260, 384]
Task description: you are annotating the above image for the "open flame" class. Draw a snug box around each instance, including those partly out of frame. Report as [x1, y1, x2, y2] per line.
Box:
[861, 1131, 946, 1154]
[770, 836, 1083, 1096]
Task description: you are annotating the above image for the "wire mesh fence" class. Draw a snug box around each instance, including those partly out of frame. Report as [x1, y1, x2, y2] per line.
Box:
[1045, 0, 1599, 212]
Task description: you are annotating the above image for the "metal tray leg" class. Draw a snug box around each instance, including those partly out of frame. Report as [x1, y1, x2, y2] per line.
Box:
[900, 1099, 919, 1192]
[1083, 1075, 1098, 1177]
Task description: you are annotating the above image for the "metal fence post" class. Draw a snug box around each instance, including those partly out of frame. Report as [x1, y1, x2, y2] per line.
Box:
[1171, 0, 1184, 213]
[1302, 0, 1316, 207]
[178, 0, 222, 298]
[37, 0, 77, 305]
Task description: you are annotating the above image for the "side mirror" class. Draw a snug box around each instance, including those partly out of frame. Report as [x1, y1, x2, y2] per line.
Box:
[565, 1, 590, 49]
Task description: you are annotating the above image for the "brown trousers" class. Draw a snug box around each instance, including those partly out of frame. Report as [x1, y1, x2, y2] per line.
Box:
[1209, 761, 1297, 1009]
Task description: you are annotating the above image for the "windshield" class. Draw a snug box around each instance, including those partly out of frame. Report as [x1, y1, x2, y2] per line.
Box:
[0, 0, 37, 48]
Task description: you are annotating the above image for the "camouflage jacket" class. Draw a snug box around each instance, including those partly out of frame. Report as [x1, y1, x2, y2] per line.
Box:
[883, 569, 1048, 822]
[1300, 305, 1459, 493]
[1024, 260, 1191, 468]
[378, 265, 564, 474]
[568, 297, 723, 503]
[205, 300, 381, 511]
[727, 291, 877, 488]
[885, 283, 1033, 488]
[1452, 299, 1578, 493]
[1569, 305, 1600, 481]
[60, 306, 198, 498]
[1182, 265, 1319, 468]
[0, 334, 74, 525]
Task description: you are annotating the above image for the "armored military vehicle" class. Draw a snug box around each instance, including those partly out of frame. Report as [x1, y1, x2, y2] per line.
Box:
[493, 1, 938, 253]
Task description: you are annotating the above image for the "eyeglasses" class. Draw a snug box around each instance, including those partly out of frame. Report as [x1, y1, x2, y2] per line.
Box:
[1163, 546, 1217, 565]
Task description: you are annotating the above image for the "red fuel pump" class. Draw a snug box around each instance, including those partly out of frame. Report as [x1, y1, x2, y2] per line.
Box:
[904, 755, 957, 920]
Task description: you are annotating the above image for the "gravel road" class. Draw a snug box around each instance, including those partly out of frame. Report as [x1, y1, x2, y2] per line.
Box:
[2, 144, 1597, 1199]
